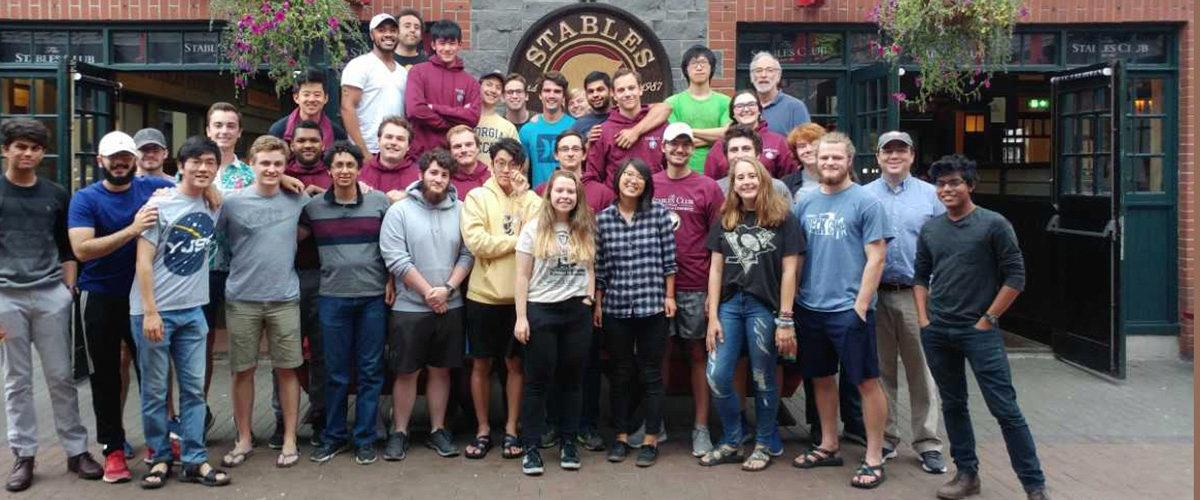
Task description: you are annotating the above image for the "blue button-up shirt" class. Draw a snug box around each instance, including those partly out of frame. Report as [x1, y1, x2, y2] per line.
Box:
[864, 175, 945, 285]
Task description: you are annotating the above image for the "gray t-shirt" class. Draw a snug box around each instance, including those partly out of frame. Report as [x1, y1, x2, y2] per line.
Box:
[792, 183, 891, 312]
[516, 219, 590, 304]
[217, 188, 308, 302]
[130, 190, 217, 315]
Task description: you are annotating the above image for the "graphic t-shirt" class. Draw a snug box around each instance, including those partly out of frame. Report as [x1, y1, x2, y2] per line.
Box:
[666, 91, 732, 174]
[130, 191, 217, 315]
[217, 189, 308, 302]
[209, 159, 254, 273]
[476, 113, 520, 167]
[651, 170, 723, 292]
[68, 176, 175, 295]
[519, 113, 576, 187]
[707, 211, 805, 311]
[341, 52, 409, 153]
[792, 183, 892, 312]
[517, 218, 590, 304]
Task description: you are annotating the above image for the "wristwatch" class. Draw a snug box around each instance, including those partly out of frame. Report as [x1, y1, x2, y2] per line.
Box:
[983, 313, 999, 325]
[444, 282, 457, 297]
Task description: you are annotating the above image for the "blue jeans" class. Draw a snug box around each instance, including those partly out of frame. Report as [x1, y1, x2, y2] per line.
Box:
[319, 296, 386, 448]
[706, 292, 781, 452]
[131, 307, 209, 465]
[921, 323, 1045, 491]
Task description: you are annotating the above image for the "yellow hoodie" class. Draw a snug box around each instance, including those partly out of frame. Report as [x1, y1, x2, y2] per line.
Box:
[460, 177, 542, 304]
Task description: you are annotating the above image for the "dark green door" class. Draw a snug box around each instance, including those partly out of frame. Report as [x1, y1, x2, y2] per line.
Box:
[848, 63, 899, 182]
[66, 61, 119, 190]
[1047, 62, 1124, 379]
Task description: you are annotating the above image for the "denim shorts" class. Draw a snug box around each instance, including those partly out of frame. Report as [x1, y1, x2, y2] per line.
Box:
[797, 307, 881, 386]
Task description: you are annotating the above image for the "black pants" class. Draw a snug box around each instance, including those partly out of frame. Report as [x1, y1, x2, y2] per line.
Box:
[519, 299, 591, 448]
[604, 313, 667, 436]
[82, 290, 138, 455]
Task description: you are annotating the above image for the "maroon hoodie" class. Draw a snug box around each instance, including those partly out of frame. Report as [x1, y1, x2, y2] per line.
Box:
[704, 121, 798, 180]
[360, 154, 420, 193]
[450, 160, 491, 201]
[404, 56, 482, 161]
[534, 170, 616, 214]
[584, 105, 667, 185]
[285, 160, 331, 190]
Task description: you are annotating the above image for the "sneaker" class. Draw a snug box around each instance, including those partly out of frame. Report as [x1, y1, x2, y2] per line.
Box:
[383, 432, 409, 461]
[575, 431, 606, 452]
[921, 450, 948, 474]
[102, 450, 132, 483]
[268, 418, 285, 450]
[634, 444, 658, 468]
[628, 421, 668, 449]
[354, 445, 377, 465]
[882, 447, 898, 462]
[937, 470, 981, 499]
[539, 427, 558, 449]
[425, 428, 460, 458]
[309, 441, 349, 463]
[559, 441, 581, 470]
[691, 426, 713, 458]
[521, 448, 544, 476]
[309, 427, 324, 448]
[606, 441, 630, 463]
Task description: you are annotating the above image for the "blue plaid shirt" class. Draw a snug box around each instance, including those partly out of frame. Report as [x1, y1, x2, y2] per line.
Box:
[595, 203, 677, 319]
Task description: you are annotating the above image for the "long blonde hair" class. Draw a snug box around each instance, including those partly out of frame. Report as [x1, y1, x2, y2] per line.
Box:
[720, 157, 789, 230]
[533, 171, 596, 263]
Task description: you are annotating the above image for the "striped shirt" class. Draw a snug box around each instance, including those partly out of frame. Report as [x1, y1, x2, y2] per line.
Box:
[594, 203, 677, 319]
[300, 188, 391, 298]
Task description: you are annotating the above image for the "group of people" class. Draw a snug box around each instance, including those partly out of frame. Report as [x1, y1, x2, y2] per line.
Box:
[0, 11, 1049, 500]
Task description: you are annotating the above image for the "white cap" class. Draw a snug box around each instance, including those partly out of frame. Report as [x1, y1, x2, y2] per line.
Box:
[663, 122, 694, 141]
[369, 13, 397, 31]
[98, 131, 141, 158]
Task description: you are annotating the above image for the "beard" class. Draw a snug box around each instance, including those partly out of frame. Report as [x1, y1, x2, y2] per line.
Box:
[819, 167, 849, 186]
[103, 167, 135, 186]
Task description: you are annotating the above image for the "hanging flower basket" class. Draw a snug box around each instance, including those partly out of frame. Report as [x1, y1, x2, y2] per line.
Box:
[870, 0, 1028, 108]
[210, 0, 367, 94]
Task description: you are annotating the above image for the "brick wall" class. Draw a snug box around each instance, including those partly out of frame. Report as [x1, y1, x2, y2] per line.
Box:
[711, 0, 1194, 359]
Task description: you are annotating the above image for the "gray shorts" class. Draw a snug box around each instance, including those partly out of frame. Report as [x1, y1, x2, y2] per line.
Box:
[668, 291, 708, 340]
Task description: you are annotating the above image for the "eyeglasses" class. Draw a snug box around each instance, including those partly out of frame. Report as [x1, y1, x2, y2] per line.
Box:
[732, 102, 758, 110]
[557, 146, 583, 153]
[751, 67, 780, 75]
[688, 60, 711, 68]
[935, 179, 967, 189]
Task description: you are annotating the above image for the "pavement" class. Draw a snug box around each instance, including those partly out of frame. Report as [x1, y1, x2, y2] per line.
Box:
[0, 344, 1192, 499]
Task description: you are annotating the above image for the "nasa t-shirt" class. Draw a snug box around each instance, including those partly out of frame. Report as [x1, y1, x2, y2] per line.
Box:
[706, 211, 805, 312]
[516, 218, 590, 304]
[129, 190, 218, 316]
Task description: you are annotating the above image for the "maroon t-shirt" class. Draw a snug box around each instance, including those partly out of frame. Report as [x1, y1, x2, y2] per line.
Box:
[652, 170, 724, 292]
[450, 161, 491, 200]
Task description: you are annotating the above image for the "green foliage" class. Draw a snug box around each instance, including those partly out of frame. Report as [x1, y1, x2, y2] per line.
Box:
[210, 0, 366, 94]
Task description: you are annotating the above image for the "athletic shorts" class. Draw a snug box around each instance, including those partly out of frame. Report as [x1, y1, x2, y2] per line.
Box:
[465, 298, 520, 359]
[667, 291, 707, 340]
[387, 308, 465, 374]
[797, 307, 880, 386]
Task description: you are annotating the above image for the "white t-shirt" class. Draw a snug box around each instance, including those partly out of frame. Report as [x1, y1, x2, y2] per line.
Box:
[341, 52, 408, 153]
[516, 218, 590, 304]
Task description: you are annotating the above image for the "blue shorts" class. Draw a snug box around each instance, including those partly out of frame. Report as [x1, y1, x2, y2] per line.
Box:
[797, 307, 880, 386]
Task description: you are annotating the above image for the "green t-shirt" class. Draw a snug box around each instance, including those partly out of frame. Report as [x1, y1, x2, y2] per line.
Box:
[666, 90, 732, 174]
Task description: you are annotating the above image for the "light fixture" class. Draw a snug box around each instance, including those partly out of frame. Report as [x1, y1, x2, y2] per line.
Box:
[965, 114, 985, 133]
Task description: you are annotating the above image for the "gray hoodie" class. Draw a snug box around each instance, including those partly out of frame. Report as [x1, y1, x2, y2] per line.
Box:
[380, 182, 474, 312]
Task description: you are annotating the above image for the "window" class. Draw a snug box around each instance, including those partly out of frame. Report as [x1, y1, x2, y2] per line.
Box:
[1065, 32, 1170, 66]
[1128, 78, 1167, 192]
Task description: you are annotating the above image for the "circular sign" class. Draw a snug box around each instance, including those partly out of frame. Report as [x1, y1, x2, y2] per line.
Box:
[508, 4, 675, 113]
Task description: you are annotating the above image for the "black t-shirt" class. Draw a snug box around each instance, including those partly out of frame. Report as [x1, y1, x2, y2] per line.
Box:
[395, 52, 426, 70]
[706, 210, 806, 311]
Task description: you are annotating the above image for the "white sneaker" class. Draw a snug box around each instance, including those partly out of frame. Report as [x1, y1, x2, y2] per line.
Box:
[691, 426, 713, 457]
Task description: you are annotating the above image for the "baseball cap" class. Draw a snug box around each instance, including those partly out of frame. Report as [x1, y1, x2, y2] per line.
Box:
[369, 13, 397, 31]
[876, 130, 913, 150]
[133, 128, 167, 150]
[663, 122, 695, 142]
[98, 131, 141, 158]
[479, 69, 505, 83]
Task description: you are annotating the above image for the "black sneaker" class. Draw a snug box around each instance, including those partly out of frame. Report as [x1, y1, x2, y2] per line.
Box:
[425, 429, 460, 458]
[920, 450, 947, 474]
[354, 445, 377, 465]
[309, 441, 349, 463]
[635, 444, 658, 468]
[539, 427, 558, 449]
[382, 432, 409, 461]
[268, 418, 285, 450]
[882, 447, 898, 462]
[576, 431, 606, 451]
[606, 441, 630, 463]
[560, 441, 581, 470]
[310, 426, 324, 448]
[521, 448, 544, 476]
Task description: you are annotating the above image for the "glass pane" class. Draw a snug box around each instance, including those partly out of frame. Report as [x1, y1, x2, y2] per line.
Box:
[1061, 156, 1076, 194]
[1077, 89, 1095, 112]
[848, 33, 881, 66]
[1065, 32, 1101, 65]
[1131, 79, 1164, 114]
[37, 117, 57, 153]
[777, 32, 843, 65]
[1133, 157, 1164, 192]
[1079, 116, 1093, 154]
[1078, 156, 1094, 195]
[737, 32, 773, 66]
[70, 31, 103, 64]
[183, 32, 220, 64]
[1065, 31, 1168, 65]
[1132, 33, 1168, 64]
[2, 78, 33, 114]
[781, 76, 837, 116]
[1095, 114, 1109, 153]
[0, 31, 32, 64]
[33, 78, 57, 114]
[35, 156, 57, 183]
[1060, 117, 1075, 153]
[32, 31, 68, 63]
[1096, 155, 1111, 195]
[1132, 118, 1164, 154]
[113, 32, 146, 64]
[1023, 32, 1058, 65]
[148, 32, 182, 64]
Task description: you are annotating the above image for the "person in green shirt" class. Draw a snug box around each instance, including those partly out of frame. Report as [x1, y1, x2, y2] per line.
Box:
[665, 45, 732, 174]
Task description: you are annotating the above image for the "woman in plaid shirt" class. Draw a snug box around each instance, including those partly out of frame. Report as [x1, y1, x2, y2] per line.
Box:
[593, 158, 677, 468]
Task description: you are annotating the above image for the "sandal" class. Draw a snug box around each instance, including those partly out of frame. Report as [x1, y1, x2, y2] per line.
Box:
[741, 446, 772, 472]
[275, 451, 300, 468]
[850, 460, 886, 489]
[698, 444, 743, 467]
[220, 443, 253, 468]
[465, 434, 492, 460]
[180, 463, 230, 487]
[140, 461, 171, 489]
[501, 434, 524, 459]
[792, 446, 844, 469]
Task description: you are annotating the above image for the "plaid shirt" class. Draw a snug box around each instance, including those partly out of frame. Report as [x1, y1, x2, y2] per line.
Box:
[595, 203, 677, 318]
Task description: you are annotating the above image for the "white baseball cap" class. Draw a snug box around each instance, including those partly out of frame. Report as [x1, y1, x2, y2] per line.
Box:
[369, 13, 397, 31]
[98, 131, 141, 158]
[663, 122, 695, 142]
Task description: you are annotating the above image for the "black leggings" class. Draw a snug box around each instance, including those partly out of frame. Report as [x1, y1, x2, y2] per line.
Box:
[603, 313, 667, 436]
[519, 298, 592, 448]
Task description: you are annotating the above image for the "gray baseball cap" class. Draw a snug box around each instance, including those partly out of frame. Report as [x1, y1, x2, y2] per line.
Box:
[133, 128, 167, 149]
[876, 130, 913, 151]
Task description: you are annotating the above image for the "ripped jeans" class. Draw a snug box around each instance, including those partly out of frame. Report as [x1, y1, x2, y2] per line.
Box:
[706, 291, 782, 452]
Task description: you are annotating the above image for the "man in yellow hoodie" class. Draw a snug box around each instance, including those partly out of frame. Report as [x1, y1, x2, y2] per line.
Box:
[460, 137, 542, 460]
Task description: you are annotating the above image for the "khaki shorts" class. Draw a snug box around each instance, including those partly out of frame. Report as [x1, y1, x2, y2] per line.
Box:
[225, 300, 303, 372]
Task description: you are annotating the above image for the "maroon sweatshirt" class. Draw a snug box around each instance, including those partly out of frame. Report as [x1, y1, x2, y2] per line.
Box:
[534, 170, 616, 214]
[360, 154, 420, 193]
[450, 160, 491, 201]
[704, 121, 798, 180]
[584, 105, 667, 185]
[285, 160, 332, 190]
[404, 56, 482, 161]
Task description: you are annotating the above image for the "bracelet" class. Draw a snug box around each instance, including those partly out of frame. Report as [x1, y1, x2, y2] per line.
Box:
[778, 310, 794, 319]
[774, 317, 794, 328]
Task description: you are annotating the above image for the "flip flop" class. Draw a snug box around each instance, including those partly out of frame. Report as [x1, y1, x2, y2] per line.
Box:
[220, 446, 253, 468]
[276, 451, 300, 468]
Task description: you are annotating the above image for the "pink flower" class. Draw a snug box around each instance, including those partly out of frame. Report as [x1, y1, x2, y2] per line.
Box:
[327, 17, 340, 30]
[1018, 5, 1030, 17]
[890, 43, 901, 54]
[890, 92, 906, 102]
[274, 10, 285, 23]
[983, 78, 991, 89]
